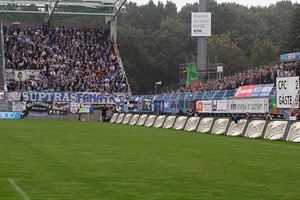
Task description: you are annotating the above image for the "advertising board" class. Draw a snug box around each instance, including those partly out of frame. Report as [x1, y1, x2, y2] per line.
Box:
[227, 120, 247, 136]
[196, 100, 212, 113]
[0, 112, 21, 119]
[286, 122, 300, 142]
[227, 98, 269, 113]
[197, 118, 214, 133]
[184, 117, 200, 131]
[234, 85, 255, 98]
[191, 12, 211, 37]
[211, 118, 229, 135]
[264, 121, 288, 140]
[244, 120, 266, 138]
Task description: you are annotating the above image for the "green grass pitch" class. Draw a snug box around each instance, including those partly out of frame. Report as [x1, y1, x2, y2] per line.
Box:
[0, 120, 300, 200]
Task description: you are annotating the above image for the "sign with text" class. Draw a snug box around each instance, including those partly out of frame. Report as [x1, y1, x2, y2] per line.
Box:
[69, 102, 93, 114]
[234, 85, 256, 98]
[260, 84, 274, 96]
[196, 100, 212, 113]
[227, 98, 269, 113]
[191, 12, 211, 37]
[26, 102, 52, 113]
[194, 99, 269, 114]
[21, 92, 129, 104]
[212, 100, 227, 113]
[251, 84, 264, 97]
[276, 77, 299, 108]
[0, 112, 21, 119]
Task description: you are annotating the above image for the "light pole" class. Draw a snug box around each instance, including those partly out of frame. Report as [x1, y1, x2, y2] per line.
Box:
[155, 81, 162, 95]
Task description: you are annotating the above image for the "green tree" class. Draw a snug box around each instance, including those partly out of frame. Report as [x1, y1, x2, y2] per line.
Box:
[250, 40, 280, 67]
[286, 3, 300, 51]
[207, 34, 247, 75]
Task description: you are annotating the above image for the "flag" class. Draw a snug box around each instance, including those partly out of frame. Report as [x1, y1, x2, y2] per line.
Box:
[187, 64, 198, 86]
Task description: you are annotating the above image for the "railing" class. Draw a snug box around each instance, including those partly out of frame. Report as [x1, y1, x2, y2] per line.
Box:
[0, 21, 6, 91]
[113, 43, 131, 95]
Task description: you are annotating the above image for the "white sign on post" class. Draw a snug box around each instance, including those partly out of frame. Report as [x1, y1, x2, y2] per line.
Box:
[191, 12, 211, 37]
[276, 77, 300, 108]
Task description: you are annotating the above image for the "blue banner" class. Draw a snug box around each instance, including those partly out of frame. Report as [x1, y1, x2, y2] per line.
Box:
[152, 100, 164, 112]
[21, 92, 129, 104]
[0, 112, 21, 119]
[260, 84, 274, 96]
[280, 52, 300, 62]
[251, 84, 274, 97]
[251, 85, 264, 97]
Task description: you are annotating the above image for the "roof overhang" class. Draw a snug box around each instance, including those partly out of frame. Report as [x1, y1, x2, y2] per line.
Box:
[0, 0, 126, 16]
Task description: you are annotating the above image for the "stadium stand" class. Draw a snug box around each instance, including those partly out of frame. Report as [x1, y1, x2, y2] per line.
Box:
[3, 24, 128, 93]
[167, 61, 300, 94]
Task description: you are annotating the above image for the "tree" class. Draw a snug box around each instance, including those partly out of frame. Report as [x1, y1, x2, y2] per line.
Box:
[207, 34, 247, 75]
[250, 40, 280, 67]
[286, 3, 300, 51]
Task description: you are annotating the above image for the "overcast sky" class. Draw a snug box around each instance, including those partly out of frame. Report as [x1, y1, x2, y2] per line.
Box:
[128, 0, 299, 10]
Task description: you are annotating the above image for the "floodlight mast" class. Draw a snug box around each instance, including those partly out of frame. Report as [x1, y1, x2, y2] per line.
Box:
[46, 0, 59, 23]
[197, 0, 207, 81]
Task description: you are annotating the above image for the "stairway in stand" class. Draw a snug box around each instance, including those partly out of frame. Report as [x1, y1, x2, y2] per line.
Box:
[0, 27, 8, 111]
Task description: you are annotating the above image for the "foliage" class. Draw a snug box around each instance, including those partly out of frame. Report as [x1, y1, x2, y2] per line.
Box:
[250, 40, 280, 67]
[207, 34, 247, 75]
[286, 3, 300, 52]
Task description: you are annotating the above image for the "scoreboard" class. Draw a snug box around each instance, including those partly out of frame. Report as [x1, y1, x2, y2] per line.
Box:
[276, 77, 300, 108]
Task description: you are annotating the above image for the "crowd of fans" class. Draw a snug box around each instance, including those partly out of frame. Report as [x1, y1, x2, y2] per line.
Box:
[172, 61, 300, 93]
[3, 24, 128, 93]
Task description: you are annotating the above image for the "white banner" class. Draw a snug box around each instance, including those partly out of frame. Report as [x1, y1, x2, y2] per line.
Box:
[197, 118, 214, 133]
[25, 70, 42, 80]
[226, 98, 269, 113]
[211, 118, 229, 135]
[191, 12, 211, 37]
[12, 102, 26, 111]
[244, 120, 266, 138]
[7, 92, 21, 101]
[287, 122, 300, 142]
[212, 100, 227, 113]
[276, 76, 300, 108]
[227, 120, 247, 136]
[197, 99, 268, 114]
[196, 100, 212, 113]
[5, 69, 15, 80]
[14, 70, 26, 81]
[264, 121, 288, 140]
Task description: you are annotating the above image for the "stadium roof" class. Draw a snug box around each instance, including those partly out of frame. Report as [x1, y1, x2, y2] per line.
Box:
[0, 0, 126, 18]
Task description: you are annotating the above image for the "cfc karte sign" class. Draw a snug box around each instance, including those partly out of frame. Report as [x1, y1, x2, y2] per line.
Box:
[276, 77, 300, 108]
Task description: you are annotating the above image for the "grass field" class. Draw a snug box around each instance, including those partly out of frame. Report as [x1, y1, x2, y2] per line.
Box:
[0, 120, 300, 200]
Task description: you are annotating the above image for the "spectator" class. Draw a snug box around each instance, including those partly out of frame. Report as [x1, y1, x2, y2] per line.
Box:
[263, 112, 272, 120]
[4, 25, 128, 93]
[177, 109, 184, 116]
[232, 114, 242, 124]
[245, 112, 252, 119]
[187, 108, 195, 116]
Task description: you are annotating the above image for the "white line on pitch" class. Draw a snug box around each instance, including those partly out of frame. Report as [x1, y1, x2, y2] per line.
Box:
[8, 178, 31, 200]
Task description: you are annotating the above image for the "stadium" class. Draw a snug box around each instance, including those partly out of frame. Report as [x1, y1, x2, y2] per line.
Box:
[0, 0, 300, 199]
